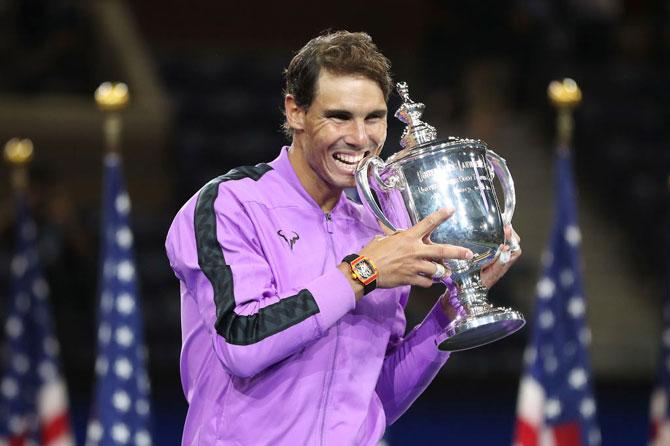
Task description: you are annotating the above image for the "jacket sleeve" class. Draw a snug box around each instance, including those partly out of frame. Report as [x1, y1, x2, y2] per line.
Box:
[374, 287, 454, 424]
[166, 183, 356, 378]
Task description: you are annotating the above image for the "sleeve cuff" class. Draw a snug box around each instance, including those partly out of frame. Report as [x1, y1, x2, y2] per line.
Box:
[308, 267, 357, 332]
[428, 280, 458, 330]
[405, 298, 453, 363]
[427, 297, 451, 330]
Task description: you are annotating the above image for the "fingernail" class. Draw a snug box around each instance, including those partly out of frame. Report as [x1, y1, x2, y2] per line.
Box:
[465, 250, 474, 260]
[444, 207, 455, 215]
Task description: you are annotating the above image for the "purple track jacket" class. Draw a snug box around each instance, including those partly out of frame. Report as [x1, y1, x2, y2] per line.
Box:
[165, 147, 452, 445]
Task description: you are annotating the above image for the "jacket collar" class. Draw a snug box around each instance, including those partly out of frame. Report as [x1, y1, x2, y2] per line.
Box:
[270, 146, 353, 216]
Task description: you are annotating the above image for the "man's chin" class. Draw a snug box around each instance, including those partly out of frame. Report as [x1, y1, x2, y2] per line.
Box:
[338, 177, 357, 190]
[323, 166, 357, 191]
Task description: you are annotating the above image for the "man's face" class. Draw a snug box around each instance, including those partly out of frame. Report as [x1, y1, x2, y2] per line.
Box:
[295, 70, 388, 190]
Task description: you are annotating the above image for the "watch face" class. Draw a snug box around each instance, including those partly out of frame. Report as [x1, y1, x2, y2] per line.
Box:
[354, 260, 373, 279]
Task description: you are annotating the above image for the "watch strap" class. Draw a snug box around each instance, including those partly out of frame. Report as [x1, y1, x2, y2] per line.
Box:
[342, 254, 359, 264]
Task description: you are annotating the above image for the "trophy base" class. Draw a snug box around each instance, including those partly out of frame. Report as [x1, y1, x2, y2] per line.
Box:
[436, 308, 525, 352]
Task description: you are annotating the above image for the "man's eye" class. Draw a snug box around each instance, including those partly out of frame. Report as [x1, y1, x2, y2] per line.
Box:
[366, 114, 386, 122]
[325, 112, 351, 121]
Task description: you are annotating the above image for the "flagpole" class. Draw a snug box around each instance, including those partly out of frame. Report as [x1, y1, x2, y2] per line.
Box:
[514, 78, 601, 446]
[94, 82, 130, 154]
[3, 137, 34, 192]
[87, 81, 154, 445]
[649, 169, 670, 444]
[2, 139, 76, 444]
[548, 78, 582, 153]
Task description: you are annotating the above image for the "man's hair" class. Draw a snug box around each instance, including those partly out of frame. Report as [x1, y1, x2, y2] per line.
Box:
[282, 30, 392, 138]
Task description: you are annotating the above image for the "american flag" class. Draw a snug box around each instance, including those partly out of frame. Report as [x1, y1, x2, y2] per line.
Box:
[514, 150, 601, 446]
[86, 153, 153, 446]
[0, 191, 74, 445]
[649, 252, 670, 444]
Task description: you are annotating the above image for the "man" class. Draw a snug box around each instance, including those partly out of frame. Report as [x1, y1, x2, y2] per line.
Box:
[165, 31, 520, 445]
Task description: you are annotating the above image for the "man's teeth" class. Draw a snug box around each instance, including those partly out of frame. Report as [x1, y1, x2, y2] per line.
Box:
[333, 153, 364, 165]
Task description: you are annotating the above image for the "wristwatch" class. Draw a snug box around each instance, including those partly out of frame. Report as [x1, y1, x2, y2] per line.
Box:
[342, 254, 378, 295]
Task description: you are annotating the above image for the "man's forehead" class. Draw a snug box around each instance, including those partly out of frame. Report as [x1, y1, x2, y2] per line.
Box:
[313, 70, 387, 107]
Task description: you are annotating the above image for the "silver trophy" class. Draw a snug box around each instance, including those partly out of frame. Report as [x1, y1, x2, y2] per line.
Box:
[356, 82, 525, 351]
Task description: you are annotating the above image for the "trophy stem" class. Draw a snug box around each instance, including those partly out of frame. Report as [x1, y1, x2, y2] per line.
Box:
[451, 270, 490, 312]
[437, 270, 525, 352]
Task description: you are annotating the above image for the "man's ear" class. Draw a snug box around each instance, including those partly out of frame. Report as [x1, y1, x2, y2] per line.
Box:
[285, 94, 305, 132]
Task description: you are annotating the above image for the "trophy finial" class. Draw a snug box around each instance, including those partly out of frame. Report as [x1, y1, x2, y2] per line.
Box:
[394, 81, 437, 149]
[396, 82, 412, 104]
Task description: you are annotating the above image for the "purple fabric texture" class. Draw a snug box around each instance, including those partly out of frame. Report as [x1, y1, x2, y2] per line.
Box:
[165, 148, 451, 445]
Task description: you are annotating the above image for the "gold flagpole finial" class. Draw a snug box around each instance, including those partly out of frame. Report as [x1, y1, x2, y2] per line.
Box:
[548, 78, 582, 109]
[548, 78, 581, 151]
[95, 82, 129, 154]
[3, 138, 34, 165]
[4, 138, 34, 190]
[95, 82, 130, 112]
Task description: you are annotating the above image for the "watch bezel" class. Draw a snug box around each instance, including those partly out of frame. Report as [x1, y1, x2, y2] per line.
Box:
[350, 256, 378, 285]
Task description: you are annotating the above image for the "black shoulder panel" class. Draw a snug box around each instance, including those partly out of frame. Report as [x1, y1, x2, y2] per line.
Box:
[194, 164, 320, 345]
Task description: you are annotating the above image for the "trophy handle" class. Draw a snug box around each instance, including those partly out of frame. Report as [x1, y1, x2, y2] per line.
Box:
[355, 155, 399, 232]
[485, 150, 519, 252]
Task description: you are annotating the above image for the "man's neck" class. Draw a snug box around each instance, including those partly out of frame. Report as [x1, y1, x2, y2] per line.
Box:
[287, 144, 341, 212]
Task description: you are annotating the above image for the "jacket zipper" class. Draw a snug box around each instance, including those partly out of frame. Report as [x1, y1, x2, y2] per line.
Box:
[318, 212, 339, 444]
[324, 212, 334, 234]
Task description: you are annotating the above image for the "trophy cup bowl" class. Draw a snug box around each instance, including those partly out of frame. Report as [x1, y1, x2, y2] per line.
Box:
[355, 83, 525, 351]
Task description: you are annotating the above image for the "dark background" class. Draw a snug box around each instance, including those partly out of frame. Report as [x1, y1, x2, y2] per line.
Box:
[0, 0, 669, 444]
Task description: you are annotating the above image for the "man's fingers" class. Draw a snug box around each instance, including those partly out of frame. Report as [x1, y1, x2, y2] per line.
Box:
[484, 245, 520, 276]
[411, 275, 435, 288]
[483, 253, 511, 275]
[415, 260, 449, 279]
[410, 207, 455, 238]
[424, 244, 473, 261]
[509, 245, 522, 260]
[504, 225, 522, 245]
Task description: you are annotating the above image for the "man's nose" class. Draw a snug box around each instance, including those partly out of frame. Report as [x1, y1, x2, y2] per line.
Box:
[344, 120, 369, 147]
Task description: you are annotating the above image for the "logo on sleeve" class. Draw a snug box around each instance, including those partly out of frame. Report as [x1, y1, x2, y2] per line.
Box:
[277, 230, 300, 250]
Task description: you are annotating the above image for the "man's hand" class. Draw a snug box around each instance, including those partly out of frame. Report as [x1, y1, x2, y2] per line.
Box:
[357, 208, 473, 289]
[480, 225, 522, 289]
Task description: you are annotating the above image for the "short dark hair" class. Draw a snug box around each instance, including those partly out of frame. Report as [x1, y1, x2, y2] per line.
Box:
[282, 30, 392, 138]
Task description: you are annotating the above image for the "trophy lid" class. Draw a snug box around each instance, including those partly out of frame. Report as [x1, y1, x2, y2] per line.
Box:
[386, 134, 487, 166]
[394, 82, 438, 149]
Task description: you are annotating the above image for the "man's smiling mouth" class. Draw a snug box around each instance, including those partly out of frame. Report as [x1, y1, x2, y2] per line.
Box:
[332, 151, 370, 166]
